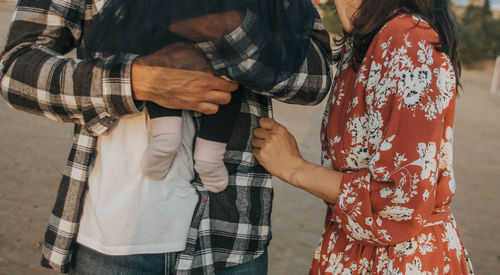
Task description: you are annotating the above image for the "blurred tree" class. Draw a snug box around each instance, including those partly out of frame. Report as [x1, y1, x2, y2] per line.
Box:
[481, 1, 500, 60]
[318, 0, 342, 35]
[458, 0, 500, 66]
[317, 0, 499, 67]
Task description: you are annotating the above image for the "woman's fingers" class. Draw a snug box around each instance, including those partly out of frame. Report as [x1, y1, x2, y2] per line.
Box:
[258, 117, 279, 130]
[253, 128, 271, 139]
[251, 148, 261, 160]
[251, 118, 303, 182]
[251, 138, 266, 149]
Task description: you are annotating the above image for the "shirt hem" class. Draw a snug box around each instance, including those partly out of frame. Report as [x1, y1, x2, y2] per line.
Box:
[76, 235, 187, 256]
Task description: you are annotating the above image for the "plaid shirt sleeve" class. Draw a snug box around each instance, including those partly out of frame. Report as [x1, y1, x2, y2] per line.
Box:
[195, 5, 333, 106]
[0, 0, 140, 136]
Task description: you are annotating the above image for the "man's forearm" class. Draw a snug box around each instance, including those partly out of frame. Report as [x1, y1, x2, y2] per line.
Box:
[0, 43, 139, 135]
[0, 0, 140, 136]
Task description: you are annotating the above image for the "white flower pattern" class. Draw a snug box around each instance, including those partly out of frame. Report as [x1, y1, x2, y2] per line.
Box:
[313, 14, 473, 275]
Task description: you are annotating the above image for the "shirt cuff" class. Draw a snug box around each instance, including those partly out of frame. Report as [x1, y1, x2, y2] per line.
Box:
[102, 53, 142, 117]
[194, 9, 264, 77]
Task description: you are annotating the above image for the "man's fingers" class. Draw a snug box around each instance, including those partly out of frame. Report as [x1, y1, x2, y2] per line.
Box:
[203, 91, 232, 105]
[196, 102, 219, 115]
[206, 75, 239, 92]
[253, 128, 271, 139]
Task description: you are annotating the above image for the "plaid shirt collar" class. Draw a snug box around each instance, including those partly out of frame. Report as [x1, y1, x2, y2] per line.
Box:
[1, 0, 332, 273]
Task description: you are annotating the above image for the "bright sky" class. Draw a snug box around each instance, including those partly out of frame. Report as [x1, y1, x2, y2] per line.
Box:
[453, 0, 500, 9]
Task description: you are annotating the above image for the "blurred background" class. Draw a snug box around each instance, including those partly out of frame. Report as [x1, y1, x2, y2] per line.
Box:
[0, 0, 499, 274]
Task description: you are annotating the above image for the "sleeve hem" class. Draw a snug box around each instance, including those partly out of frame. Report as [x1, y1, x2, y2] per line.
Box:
[194, 9, 261, 76]
[332, 170, 391, 246]
[102, 54, 142, 117]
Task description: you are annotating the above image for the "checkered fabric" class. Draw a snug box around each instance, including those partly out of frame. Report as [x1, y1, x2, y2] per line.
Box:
[0, 0, 333, 273]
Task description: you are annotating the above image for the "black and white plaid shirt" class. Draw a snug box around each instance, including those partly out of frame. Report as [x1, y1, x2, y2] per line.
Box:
[0, 0, 333, 273]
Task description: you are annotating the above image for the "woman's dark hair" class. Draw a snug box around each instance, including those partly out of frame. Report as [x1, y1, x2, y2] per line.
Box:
[334, 0, 461, 85]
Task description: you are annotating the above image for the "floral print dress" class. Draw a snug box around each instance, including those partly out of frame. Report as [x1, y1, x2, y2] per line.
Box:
[310, 14, 474, 275]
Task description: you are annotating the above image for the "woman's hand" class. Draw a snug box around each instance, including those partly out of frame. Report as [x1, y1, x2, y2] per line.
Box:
[252, 117, 343, 203]
[251, 118, 305, 183]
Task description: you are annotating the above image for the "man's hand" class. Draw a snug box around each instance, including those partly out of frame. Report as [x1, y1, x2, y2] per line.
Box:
[131, 43, 239, 115]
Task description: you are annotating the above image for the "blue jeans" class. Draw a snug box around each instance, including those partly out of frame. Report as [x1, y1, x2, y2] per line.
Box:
[69, 244, 268, 275]
[69, 244, 178, 275]
[215, 250, 268, 275]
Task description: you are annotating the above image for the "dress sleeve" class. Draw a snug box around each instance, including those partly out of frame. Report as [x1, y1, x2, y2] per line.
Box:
[0, 0, 140, 136]
[332, 20, 457, 246]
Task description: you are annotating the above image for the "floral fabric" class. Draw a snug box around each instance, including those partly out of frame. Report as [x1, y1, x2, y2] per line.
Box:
[311, 15, 474, 275]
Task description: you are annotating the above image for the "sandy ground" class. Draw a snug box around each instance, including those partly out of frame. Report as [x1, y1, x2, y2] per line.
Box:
[0, 2, 499, 274]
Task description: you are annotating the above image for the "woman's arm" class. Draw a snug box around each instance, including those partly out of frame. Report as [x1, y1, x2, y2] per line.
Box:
[254, 18, 457, 246]
[251, 117, 343, 203]
[290, 160, 343, 204]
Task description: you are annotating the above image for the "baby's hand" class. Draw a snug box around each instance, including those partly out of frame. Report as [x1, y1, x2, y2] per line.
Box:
[138, 42, 211, 72]
[168, 10, 244, 42]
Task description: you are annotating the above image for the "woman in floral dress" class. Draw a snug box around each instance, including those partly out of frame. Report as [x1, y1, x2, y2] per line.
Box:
[252, 0, 474, 274]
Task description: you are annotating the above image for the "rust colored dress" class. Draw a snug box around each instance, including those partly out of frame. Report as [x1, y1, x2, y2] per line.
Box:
[310, 14, 474, 275]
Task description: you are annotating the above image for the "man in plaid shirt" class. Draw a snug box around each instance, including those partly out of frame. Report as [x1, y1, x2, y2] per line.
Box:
[0, 0, 333, 274]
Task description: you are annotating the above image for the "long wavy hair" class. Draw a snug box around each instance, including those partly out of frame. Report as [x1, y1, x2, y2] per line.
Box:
[334, 0, 461, 85]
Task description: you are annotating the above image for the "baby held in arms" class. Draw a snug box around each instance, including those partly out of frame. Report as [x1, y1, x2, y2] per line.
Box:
[84, 0, 316, 192]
